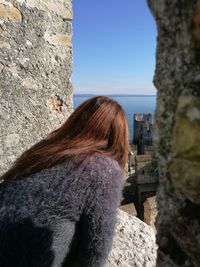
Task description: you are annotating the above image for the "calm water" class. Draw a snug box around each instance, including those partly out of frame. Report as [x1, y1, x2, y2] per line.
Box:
[73, 95, 156, 143]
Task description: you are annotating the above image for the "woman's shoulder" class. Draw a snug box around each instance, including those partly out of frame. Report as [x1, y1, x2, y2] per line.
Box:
[81, 153, 123, 188]
[82, 153, 123, 209]
[86, 152, 122, 173]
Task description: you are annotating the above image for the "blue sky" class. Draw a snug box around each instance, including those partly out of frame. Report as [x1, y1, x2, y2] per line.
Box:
[72, 0, 157, 95]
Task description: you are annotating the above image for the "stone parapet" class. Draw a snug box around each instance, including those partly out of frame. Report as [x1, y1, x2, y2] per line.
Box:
[0, 0, 73, 174]
[106, 210, 157, 267]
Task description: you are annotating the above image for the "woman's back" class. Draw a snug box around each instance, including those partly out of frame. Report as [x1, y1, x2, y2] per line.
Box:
[0, 153, 123, 267]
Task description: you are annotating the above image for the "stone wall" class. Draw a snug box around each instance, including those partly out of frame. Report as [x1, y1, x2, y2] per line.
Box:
[148, 1, 200, 266]
[0, 0, 73, 174]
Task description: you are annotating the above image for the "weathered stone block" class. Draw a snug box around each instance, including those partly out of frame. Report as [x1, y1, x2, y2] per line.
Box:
[0, 41, 11, 49]
[119, 203, 137, 216]
[0, 3, 22, 22]
[48, 95, 63, 113]
[144, 196, 157, 230]
[22, 75, 38, 89]
[169, 96, 200, 204]
[44, 32, 72, 46]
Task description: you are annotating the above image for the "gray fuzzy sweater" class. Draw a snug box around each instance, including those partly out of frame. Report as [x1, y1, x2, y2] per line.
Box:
[0, 153, 123, 267]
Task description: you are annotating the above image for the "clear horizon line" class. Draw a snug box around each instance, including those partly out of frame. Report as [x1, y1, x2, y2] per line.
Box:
[74, 93, 156, 96]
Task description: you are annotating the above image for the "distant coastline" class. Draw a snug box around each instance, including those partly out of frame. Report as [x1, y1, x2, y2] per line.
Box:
[74, 94, 156, 97]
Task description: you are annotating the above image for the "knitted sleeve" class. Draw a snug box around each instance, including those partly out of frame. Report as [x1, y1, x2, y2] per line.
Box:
[73, 155, 123, 267]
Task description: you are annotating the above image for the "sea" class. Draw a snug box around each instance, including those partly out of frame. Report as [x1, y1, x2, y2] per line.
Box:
[73, 95, 156, 143]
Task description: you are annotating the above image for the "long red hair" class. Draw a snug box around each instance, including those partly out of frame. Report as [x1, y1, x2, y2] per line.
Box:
[1, 96, 129, 181]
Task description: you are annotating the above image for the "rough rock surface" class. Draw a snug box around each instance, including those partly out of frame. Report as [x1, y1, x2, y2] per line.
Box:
[0, 0, 73, 174]
[148, 1, 200, 266]
[106, 210, 157, 267]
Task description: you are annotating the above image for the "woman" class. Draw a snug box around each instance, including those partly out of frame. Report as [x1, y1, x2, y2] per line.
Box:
[0, 96, 129, 267]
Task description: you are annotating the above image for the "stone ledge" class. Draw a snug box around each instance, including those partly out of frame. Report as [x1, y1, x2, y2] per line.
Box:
[106, 209, 157, 267]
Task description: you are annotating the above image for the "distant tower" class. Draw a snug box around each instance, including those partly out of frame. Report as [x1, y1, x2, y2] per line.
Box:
[133, 113, 153, 155]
